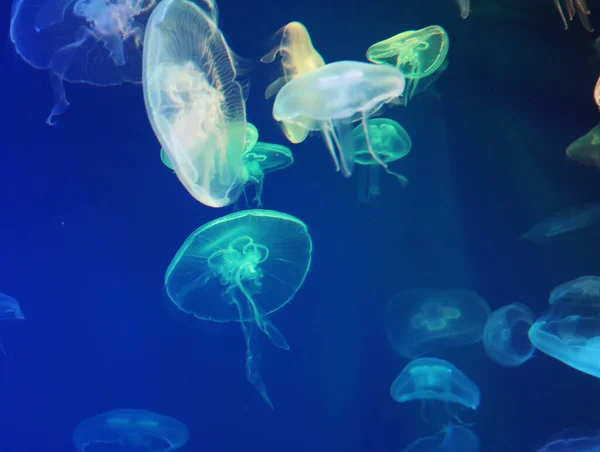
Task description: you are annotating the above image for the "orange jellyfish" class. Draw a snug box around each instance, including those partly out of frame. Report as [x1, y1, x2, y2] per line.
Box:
[566, 124, 600, 167]
[554, 0, 594, 32]
[261, 21, 325, 144]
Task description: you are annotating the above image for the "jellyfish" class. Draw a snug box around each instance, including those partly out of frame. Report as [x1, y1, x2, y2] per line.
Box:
[242, 141, 294, 207]
[272, 61, 405, 177]
[244, 122, 260, 153]
[594, 77, 600, 111]
[0, 293, 24, 320]
[554, 0, 594, 32]
[385, 289, 491, 359]
[143, 0, 247, 208]
[261, 21, 325, 145]
[537, 428, 600, 451]
[403, 425, 480, 452]
[350, 118, 411, 203]
[454, 0, 470, 19]
[391, 358, 480, 424]
[73, 409, 188, 451]
[165, 210, 312, 407]
[522, 204, 600, 244]
[10, 0, 157, 124]
[366, 26, 449, 101]
[566, 124, 600, 168]
[528, 275, 600, 378]
[483, 303, 536, 367]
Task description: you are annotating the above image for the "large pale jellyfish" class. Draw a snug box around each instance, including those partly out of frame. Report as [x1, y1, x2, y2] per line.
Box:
[165, 210, 312, 407]
[350, 118, 411, 203]
[72, 409, 189, 451]
[528, 275, 600, 379]
[272, 61, 405, 177]
[143, 0, 248, 208]
[366, 26, 449, 101]
[0, 293, 25, 320]
[554, 0, 594, 31]
[10, 0, 157, 124]
[261, 21, 325, 144]
[565, 124, 600, 168]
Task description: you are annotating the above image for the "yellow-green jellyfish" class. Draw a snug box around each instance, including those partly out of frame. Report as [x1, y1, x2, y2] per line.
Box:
[366, 26, 449, 100]
[351, 118, 411, 203]
[165, 210, 312, 407]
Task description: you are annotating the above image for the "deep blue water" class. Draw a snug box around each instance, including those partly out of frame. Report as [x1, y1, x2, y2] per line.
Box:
[2, 0, 600, 450]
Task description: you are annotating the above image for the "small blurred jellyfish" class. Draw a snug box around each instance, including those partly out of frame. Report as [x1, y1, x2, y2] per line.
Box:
[537, 428, 600, 451]
[73, 409, 189, 451]
[522, 204, 600, 244]
[0, 293, 25, 320]
[566, 125, 600, 168]
[272, 61, 405, 177]
[385, 289, 491, 359]
[483, 303, 536, 367]
[10, 0, 157, 124]
[403, 425, 480, 451]
[391, 358, 480, 425]
[143, 0, 248, 208]
[454, 0, 470, 19]
[529, 275, 600, 379]
[350, 118, 411, 203]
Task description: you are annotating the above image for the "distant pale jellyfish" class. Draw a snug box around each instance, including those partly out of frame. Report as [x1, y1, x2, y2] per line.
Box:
[261, 21, 325, 144]
[72, 409, 188, 451]
[566, 124, 600, 168]
[165, 210, 312, 407]
[272, 61, 405, 177]
[454, 0, 470, 19]
[522, 204, 600, 244]
[350, 118, 411, 203]
[143, 0, 247, 208]
[0, 293, 24, 320]
[366, 26, 449, 100]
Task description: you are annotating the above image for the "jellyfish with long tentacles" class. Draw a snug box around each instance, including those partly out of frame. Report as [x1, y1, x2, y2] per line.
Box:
[272, 61, 405, 177]
[165, 210, 312, 408]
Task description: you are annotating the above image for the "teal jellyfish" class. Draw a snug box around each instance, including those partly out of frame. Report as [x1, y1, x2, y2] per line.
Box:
[10, 0, 156, 124]
[0, 293, 24, 320]
[403, 425, 480, 451]
[272, 61, 405, 177]
[522, 205, 600, 244]
[72, 409, 188, 451]
[165, 210, 312, 407]
[244, 122, 259, 153]
[529, 275, 600, 379]
[483, 303, 536, 367]
[350, 118, 411, 203]
[385, 289, 491, 359]
[143, 0, 247, 208]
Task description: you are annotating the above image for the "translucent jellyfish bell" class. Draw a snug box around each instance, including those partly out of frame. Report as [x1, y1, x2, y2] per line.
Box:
[391, 358, 480, 410]
[143, 0, 247, 208]
[403, 425, 480, 452]
[272, 61, 405, 177]
[366, 26, 449, 100]
[72, 409, 188, 451]
[529, 275, 600, 378]
[483, 303, 536, 367]
[10, 0, 156, 123]
[0, 293, 25, 320]
[244, 122, 260, 153]
[565, 124, 600, 168]
[350, 118, 411, 203]
[165, 210, 312, 407]
[385, 289, 491, 359]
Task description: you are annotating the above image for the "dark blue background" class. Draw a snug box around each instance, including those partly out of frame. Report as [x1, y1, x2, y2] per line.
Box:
[2, 0, 600, 450]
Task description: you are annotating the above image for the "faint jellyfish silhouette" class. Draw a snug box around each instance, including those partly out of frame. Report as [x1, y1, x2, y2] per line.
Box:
[350, 118, 411, 203]
[72, 409, 188, 451]
[529, 275, 600, 378]
[522, 204, 600, 244]
[385, 289, 491, 359]
[165, 210, 312, 408]
[366, 26, 449, 101]
[143, 0, 247, 208]
[483, 303, 536, 367]
[403, 425, 480, 452]
[454, 0, 470, 19]
[391, 358, 480, 424]
[10, 0, 157, 124]
[566, 124, 600, 168]
[272, 60, 405, 177]
[537, 428, 600, 451]
[261, 21, 325, 145]
[554, 0, 594, 31]
[0, 293, 24, 320]
[244, 122, 260, 152]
